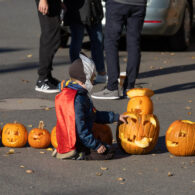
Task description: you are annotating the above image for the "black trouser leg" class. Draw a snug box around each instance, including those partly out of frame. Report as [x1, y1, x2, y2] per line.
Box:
[35, 0, 61, 80]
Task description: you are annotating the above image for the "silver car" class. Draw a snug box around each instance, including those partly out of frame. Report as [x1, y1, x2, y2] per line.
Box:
[102, 0, 195, 50]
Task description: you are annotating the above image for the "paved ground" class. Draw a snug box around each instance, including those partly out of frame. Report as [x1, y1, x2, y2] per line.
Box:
[0, 0, 195, 194]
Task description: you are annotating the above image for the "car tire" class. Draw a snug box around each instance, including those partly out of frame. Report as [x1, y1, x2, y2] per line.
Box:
[169, 3, 191, 51]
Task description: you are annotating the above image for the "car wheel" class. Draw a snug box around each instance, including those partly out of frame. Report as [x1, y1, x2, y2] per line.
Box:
[169, 3, 191, 51]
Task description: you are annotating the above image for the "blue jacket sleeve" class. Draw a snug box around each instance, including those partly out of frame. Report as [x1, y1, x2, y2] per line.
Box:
[95, 110, 120, 124]
[74, 95, 102, 151]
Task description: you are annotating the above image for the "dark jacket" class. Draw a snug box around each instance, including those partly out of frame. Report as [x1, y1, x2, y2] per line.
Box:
[65, 0, 103, 25]
[66, 81, 119, 152]
[113, 0, 147, 6]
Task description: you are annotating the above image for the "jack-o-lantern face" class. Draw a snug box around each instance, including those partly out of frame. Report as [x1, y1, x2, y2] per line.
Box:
[127, 88, 154, 114]
[2, 122, 28, 147]
[166, 120, 195, 156]
[51, 126, 58, 148]
[117, 113, 160, 154]
[28, 121, 51, 149]
[92, 123, 113, 145]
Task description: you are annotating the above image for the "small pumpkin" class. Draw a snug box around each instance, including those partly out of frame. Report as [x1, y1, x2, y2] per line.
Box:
[51, 126, 58, 148]
[92, 123, 113, 145]
[117, 112, 160, 154]
[2, 121, 28, 147]
[28, 121, 51, 149]
[166, 120, 195, 156]
[127, 88, 154, 114]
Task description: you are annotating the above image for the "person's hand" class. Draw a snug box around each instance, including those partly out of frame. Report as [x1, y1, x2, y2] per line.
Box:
[97, 145, 107, 154]
[38, 0, 49, 15]
[119, 114, 129, 124]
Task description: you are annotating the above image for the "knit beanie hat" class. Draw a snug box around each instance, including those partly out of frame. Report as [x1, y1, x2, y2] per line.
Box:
[69, 53, 95, 83]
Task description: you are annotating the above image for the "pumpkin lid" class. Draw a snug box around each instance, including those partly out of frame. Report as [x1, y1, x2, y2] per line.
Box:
[127, 88, 154, 98]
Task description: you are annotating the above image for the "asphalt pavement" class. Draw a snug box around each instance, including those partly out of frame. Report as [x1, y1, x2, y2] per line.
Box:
[0, 0, 195, 194]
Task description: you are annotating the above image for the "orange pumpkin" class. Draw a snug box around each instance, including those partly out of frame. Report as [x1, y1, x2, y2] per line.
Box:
[117, 112, 160, 154]
[2, 121, 28, 147]
[166, 120, 195, 156]
[127, 88, 154, 114]
[92, 123, 113, 145]
[28, 121, 51, 149]
[51, 126, 58, 148]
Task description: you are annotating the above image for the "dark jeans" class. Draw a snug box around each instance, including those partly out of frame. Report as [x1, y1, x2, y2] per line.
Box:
[69, 23, 105, 73]
[105, 0, 146, 90]
[35, 0, 61, 80]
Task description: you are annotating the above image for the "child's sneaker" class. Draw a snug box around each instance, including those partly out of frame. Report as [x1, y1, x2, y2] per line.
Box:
[95, 74, 107, 83]
[35, 79, 60, 93]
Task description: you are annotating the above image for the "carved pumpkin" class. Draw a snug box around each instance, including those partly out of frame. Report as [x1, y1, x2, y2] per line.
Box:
[28, 121, 51, 149]
[51, 126, 58, 148]
[117, 112, 160, 154]
[166, 120, 195, 156]
[2, 122, 28, 147]
[92, 123, 113, 145]
[127, 88, 154, 114]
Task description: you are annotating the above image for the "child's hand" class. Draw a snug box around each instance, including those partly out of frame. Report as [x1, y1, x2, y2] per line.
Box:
[38, 0, 49, 15]
[97, 145, 106, 154]
[119, 114, 129, 124]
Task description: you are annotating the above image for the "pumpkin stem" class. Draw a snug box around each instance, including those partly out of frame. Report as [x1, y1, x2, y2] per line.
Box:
[38, 121, 45, 129]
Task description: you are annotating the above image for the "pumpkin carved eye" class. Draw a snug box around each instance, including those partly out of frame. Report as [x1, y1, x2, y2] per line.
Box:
[28, 121, 51, 149]
[126, 88, 154, 115]
[2, 122, 28, 148]
[117, 113, 160, 154]
[166, 120, 195, 156]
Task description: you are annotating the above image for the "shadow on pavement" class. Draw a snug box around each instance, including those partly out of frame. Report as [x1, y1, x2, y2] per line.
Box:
[153, 136, 168, 154]
[0, 60, 70, 74]
[139, 63, 195, 79]
[154, 82, 195, 94]
[0, 47, 28, 53]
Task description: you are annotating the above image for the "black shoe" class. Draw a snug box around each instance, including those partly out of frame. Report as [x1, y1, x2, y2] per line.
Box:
[35, 79, 60, 93]
[48, 76, 61, 86]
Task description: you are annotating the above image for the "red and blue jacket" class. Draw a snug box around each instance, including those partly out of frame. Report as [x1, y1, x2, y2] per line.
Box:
[55, 81, 119, 154]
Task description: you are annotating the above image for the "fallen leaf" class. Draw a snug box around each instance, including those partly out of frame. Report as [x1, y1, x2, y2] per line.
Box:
[20, 165, 25, 168]
[188, 100, 192, 103]
[27, 54, 32, 58]
[123, 58, 127, 62]
[169, 155, 174, 159]
[40, 151, 45, 154]
[27, 124, 33, 128]
[44, 107, 51, 111]
[168, 172, 174, 177]
[191, 56, 195, 59]
[190, 160, 195, 164]
[170, 53, 175, 56]
[46, 148, 53, 151]
[192, 180, 195, 183]
[7, 149, 15, 154]
[152, 154, 156, 156]
[185, 106, 191, 110]
[163, 60, 168, 64]
[120, 183, 125, 185]
[26, 169, 34, 174]
[96, 172, 103, 176]
[188, 112, 192, 116]
[150, 66, 155, 69]
[100, 167, 108, 171]
[159, 67, 163, 69]
[117, 177, 125, 181]
[112, 139, 116, 143]
[122, 168, 126, 171]
[22, 79, 30, 83]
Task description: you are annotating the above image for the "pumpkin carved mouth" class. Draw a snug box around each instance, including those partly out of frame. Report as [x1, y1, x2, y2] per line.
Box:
[121, 133, 153, 148]
[166, 140, 179, 147]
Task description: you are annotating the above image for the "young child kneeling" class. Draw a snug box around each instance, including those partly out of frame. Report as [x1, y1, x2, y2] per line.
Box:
[52, 54, 127, 160]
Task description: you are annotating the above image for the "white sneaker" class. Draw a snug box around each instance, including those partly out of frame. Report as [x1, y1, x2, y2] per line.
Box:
[95, 74, 107, 83]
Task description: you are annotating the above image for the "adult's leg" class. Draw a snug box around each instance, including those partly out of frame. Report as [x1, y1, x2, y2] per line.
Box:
[69, 23, 85, 62]
[35, 0, 61, 81]
[86, 23, 105, 73]
[123, 5, 146, 90]
[104, 0, 125, 91]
